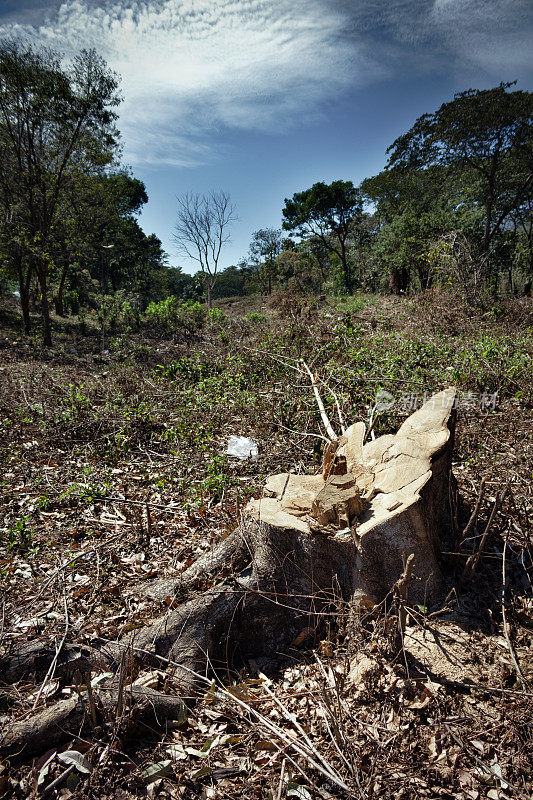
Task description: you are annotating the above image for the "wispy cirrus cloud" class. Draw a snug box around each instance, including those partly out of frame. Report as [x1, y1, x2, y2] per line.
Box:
[0, 0, 377, 166]
[336, 0, 532, 74]
[0, 0, 530, 168]
[428, 0, 533, 76]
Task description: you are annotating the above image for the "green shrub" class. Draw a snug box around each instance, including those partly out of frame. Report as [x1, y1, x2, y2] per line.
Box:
[5, 517, 34, 553]
[121, 298, 141, 331]
[65, 289, 80, 315]
[97, 294, 122, 331]
[144, 296, 178, 329]
[180, 300, 207, 328]
[245, 312, 266, 324]
[143, 297, 207, 332]
[208, 308, 227, 325]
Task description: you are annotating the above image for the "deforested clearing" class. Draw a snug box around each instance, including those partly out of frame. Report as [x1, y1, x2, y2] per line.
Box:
[0, 293, 532, 799]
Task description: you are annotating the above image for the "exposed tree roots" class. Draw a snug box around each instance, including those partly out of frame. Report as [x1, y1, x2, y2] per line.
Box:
[1, 687, 187, 756]
[1, 522, 357, 757]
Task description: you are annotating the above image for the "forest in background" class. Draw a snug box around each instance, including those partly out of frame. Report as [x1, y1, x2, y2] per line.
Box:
[0, 40, 532, 345]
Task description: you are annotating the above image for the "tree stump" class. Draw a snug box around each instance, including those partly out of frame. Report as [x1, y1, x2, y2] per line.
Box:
[246, 386, 456, 605]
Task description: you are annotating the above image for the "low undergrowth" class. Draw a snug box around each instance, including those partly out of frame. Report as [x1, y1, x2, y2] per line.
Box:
[0, 292, 531, 799]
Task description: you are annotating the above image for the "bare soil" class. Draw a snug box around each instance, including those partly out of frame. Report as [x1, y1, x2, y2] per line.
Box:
[0, 291, 531, 799]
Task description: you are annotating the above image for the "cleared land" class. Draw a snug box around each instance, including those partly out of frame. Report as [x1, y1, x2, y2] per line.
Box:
[0, 292, 532, 799]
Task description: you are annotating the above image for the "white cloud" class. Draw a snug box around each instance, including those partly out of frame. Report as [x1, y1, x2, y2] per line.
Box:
[0, 0, 374, 166]
[428, 0, 533, 76]
[1, 0, 530, 167]
[340, 0, 532, 76]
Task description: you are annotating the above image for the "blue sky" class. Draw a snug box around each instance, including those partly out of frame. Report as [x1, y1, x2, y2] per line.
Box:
[0, 0, 531, 273]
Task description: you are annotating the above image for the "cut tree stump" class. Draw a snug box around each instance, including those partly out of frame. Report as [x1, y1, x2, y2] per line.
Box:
[246, 386, 456, 604]
[0, 388, 457, 757]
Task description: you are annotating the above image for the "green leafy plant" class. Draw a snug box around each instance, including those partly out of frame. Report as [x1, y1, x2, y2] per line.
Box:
[245, 312, 266, 324]
[5, 517, 34, 553]
[207, 307, 227, 324]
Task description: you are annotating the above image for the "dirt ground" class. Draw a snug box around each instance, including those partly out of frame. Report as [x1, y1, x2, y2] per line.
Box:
[0, 291, 531, 799]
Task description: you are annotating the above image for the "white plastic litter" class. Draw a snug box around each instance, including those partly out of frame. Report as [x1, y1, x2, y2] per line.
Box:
[226, 435, 258, 461]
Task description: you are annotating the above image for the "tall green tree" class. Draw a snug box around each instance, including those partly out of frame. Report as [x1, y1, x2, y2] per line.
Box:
[46, 170, 147, 314]
[212, 264, 249, 298]
[282, 181, 363, 293]
[248, 228, 283, 294]
[385, 83, 533, 266]
[65, 170, 152, 297]
[0, 40, 121, 343]
[361, 164, 467, 225]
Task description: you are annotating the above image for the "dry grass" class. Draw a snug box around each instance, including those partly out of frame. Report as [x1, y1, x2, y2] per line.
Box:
[0, 293, 531, 799]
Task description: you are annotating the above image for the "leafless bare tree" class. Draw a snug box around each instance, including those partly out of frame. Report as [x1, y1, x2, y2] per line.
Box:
[173, 191, 236, 309]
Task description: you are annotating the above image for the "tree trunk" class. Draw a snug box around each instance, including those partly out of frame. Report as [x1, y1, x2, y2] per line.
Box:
[20, 287, 31, 334]
[53, 294, 64, 317]
[100, 251, 109, 295]
[54, 256, 71, 316]
[417, 262, 431, 290]
[37, 266, 53, 347]
[0, 390, 457, 757]
[389, 268, 409, 294]
[483, 200, 492, 255]
[482, 193, 497, 294]
[340, 240, 352, 294]
[16, 255, 32, 334]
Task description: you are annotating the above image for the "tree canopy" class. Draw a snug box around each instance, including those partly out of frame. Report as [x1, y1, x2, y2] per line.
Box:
[0, 39, 121, 342]
[282, 180, 363, 293]
[385, 83, 533, 260]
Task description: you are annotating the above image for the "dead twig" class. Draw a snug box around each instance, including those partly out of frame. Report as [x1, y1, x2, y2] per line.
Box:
[25, 527, 128, 611]
[85, 670, 98, 728]
[31, 577, 69, 710]
[314, 653, 364, 797]
[0, 600, 5, 648]
[145, 500, 153, 540]
[458, 477, 486, 549]
[115, 651, 126, 721]
[502, 528, 529, 690]
[364, 408, 380, 444]
[324, 383, 346, 434]
[276, 758, 286, 800]
[461, 482, 510, 583]
[395, 553, 415, 644]
[443, 722, 529, 800]
[41, 764, 77, 798]
[299, 360, 338, 442]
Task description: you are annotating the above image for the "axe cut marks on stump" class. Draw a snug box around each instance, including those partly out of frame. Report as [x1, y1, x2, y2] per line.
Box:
[247, 387, 456, 604]
[0, 388, 457, 757]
